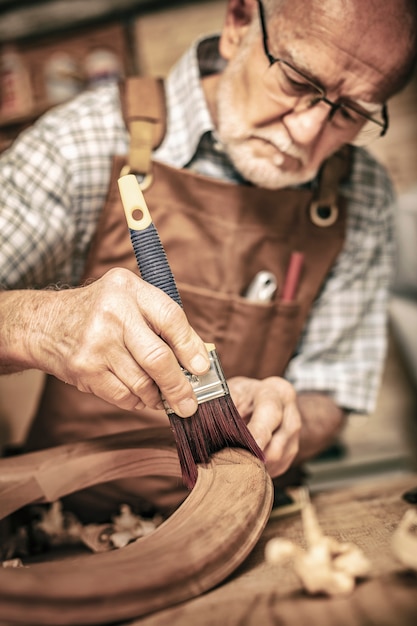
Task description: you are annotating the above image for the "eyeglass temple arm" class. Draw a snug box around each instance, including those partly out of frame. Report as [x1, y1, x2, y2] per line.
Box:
[257, 0, 275, 65]
[381, 104, 389, 136]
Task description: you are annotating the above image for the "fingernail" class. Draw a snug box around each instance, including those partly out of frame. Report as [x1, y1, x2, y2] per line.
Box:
[176, 397, 198, 418]
[190, 353, 209, 374]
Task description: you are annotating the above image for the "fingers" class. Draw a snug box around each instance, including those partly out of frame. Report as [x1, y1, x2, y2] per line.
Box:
[76, 350, 198, 417]
[262, 400, 301, 476]
[135, 278, 210, 376]
[232, 376, 301, 477]
[123, 326, 201, 417]
[123, 276, 210, 416]
[76, 367, 154, 412]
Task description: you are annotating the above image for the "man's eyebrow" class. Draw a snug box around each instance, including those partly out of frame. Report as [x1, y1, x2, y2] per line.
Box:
[283, 51, 384, 110]
[282, 50, 327, 89]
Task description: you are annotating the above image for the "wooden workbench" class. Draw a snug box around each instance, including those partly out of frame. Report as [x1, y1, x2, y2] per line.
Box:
[129, 473, 417, 626]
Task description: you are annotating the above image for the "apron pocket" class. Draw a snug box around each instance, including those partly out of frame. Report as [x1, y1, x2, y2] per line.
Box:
[178, 282, 300, 379]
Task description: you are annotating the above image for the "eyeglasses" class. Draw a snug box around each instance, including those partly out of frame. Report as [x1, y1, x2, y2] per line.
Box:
[257, 0, 389, 145]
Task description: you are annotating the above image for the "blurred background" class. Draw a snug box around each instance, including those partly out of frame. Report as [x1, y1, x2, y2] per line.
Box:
[0, 0, 416, 489]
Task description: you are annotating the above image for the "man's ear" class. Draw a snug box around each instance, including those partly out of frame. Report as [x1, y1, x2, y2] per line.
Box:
[219, 0, 258, 60]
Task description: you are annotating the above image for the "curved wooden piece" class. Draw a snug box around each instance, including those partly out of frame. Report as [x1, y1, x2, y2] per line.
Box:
[0, 429, 273, 625]
[0, 428, 181, 520]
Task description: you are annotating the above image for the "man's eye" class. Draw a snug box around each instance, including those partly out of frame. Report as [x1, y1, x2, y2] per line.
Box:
[338, 105, 362, 123]
[282, 72, 312, 94]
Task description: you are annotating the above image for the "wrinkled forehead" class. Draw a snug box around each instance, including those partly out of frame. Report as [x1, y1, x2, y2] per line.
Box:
[267, 0, 413, 38]
[265, 0, 414, 98]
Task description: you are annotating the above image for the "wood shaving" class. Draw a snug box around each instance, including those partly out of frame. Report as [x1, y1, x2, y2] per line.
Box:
[2, 501, 162, 559]
[391, 509, 417, 571]
[34, 501, 83, 546]
[265, 499, 371, 596]
[2, 558, 24, 568]
[109, 505, 163, 549]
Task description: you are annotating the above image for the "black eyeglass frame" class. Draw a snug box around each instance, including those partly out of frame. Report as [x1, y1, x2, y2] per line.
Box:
[256, 0, 389, 138]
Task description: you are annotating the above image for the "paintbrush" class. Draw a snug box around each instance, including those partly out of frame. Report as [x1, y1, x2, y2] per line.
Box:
[118, 174, 264, 489]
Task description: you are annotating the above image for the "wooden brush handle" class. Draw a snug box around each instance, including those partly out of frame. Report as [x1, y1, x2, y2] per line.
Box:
[118, 174, 183, 307]
[119, 175, 214, 360]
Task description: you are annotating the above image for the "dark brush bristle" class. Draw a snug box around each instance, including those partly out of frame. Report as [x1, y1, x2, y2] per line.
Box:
[169, 394, 265, 490]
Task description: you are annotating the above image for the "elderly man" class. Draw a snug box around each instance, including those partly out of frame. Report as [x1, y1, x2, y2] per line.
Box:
[0, 0, 416, 516]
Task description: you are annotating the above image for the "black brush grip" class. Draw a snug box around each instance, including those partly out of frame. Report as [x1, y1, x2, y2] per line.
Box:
[129, 224, 183, 308]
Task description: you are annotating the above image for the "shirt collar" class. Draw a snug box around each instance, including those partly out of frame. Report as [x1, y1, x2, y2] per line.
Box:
[153, 35, 225, 168]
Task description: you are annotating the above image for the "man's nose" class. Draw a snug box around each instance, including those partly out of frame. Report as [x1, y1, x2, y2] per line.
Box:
[282, 104, 329, 145]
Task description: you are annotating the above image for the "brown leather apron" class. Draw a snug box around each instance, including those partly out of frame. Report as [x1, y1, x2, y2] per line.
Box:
[25, 78, 351, 520]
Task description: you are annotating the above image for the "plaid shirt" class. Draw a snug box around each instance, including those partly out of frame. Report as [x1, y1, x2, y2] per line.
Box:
[0, 36, 395, 414]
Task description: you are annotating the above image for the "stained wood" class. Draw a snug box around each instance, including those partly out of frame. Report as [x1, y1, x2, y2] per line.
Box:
[129, 473, 417, 626]
[0, 429, 273, 625]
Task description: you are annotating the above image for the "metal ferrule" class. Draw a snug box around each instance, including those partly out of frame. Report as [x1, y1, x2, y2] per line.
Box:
[163, 348, 229, 415]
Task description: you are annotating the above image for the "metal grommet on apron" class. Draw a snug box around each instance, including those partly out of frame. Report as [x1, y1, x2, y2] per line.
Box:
[309, 145, 351, 229]
[309, 201, 339, 227]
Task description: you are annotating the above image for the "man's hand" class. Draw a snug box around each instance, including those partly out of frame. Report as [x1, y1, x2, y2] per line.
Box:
[228, 377, 348, 477]
[228, 376, 301, 477]
[0, 268, 210, 417]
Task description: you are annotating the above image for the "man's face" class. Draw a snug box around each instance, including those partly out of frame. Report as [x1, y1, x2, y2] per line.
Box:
[214, 0, 408, 189]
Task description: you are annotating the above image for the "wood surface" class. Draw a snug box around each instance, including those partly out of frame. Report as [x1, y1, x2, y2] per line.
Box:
[127, 473, 417, 626]
[0, 428, 273, 625]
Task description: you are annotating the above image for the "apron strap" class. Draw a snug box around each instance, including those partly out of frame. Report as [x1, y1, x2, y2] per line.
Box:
[310, 145, 352, 227]
[119, 76, 166, 177]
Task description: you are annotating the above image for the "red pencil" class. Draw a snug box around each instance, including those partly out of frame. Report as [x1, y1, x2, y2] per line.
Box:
[281, 252, 304, 302]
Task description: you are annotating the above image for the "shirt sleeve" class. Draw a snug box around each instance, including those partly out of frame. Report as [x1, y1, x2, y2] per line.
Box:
[0, 83, 126, 290]
[0, 117, 76, 289]
[285, 148, 395, 415]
